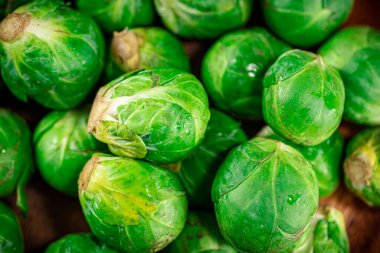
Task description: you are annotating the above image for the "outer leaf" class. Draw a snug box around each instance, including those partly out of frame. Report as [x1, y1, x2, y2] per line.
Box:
[76, 0, 155, 33]
[45, 233, 119, 253]
[173, 108, 247, 207]
[257, 126, 343, 198]
[0, 202, 24, 253]
[0, 0, 105, 109]
[318, 26, 380, 125]
[0, 109, 33, 213]
[154, 0, 253, 39]
[34, 107, 108, 196]
[261, 0, 354, 47]
[88, 68, 210, 164]
[263, 49, 345, 146]
[212, 137, 319, 253]
[167, 211, 237, 253]
[202, 27, 291, 119]
[79, 153, 187, 253]
[106, 27, 190, 81]
[343, 127, 380, 206]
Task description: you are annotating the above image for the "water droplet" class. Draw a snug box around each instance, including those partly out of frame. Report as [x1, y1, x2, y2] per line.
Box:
[246, 63, 258, 71]
[246, 63, 258, 78]
[287, 193, 301, 205]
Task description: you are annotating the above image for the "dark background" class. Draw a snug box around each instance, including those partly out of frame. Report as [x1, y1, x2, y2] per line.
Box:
[2, 0, 380, 252]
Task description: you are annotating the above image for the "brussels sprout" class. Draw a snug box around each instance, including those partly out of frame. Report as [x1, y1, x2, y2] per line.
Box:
[170, 109, 247, 207]
[34, 108, 108, 196]
[212, 137, 319, 253]
[154, 0, 253, 39]
[313, 207, 349, 253]
[167, 211, 237, 253]
[343, 127, 380, 206]
[263, 49, 345, 146]
[0, 109, 33, 213]
[261, 0, 354, 48]
[201, 27, 291, 119]
[257, 126, 344, 198]
[79, 153, 187, 253]
[293, 206, 349, 253]
[318, 26, 380, 125]
[0, 202, 24, 253]
[105, 27, 190, 81]
[88, 68, 210, 164]
[76, 0, 155, 33]
[45, 233, 118, 253]
[0, 0, 105, 109]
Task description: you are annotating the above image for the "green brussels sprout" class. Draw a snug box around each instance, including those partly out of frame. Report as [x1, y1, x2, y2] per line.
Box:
[171, 109, 247, 207]
[0, 109, 33, 213]
[293, 206, 349, 253]
[76, 0, 155, 33]
[343, 127, 380, 206]
[167, 211, 237, 253]
[34, 108, 108, 196]
[263, 49, 345, 146]
[79, 153, 187, 253]
[318, 26, 380, 125]
[0, 202, 24, 253]
[212, 137, 319, 253]
[257, 126, 344, 198]
[88, 68, 210, 164]
[201, 27, 291, 119]
[261, 0, 354, 48]
[105, 27, 190, 81]
[0, 0, 105, 109]
[154, 0, 253, 39]
[45, 233, 118, 253]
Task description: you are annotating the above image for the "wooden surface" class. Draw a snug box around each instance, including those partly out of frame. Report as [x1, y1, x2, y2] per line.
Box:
[2, 0, 380, 252]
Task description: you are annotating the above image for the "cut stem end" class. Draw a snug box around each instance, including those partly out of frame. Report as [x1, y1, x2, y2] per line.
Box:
[344, 154, 373, 185]
[111, 29, 141, 71]
[0, 13, 31, 42]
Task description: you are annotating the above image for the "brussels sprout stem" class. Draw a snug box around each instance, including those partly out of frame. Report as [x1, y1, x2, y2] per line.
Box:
[111, 29, 141, 71]
[0, 13, 31, 42]
[344, 153, 373, 185]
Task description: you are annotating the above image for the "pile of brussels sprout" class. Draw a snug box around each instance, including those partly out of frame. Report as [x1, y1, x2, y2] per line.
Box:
[1, 0, 380, 252]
